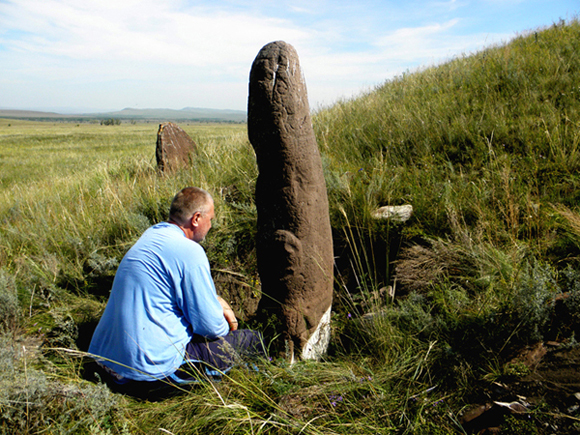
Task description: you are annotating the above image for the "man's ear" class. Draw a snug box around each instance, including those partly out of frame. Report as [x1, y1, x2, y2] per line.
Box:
[191, 211, 201, 227]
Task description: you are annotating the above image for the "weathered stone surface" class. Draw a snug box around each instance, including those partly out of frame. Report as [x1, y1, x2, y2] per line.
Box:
[371, 204, 413, 222]
[248, 41, 334, 361]
[155, 122, 196, 172]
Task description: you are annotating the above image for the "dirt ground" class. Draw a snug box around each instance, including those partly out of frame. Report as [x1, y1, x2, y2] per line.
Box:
[460, 342, 580, 434]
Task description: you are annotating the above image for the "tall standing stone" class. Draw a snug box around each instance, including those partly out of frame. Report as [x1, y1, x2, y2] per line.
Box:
[155, 122, 196, 172]
[248, 41, 334, 361]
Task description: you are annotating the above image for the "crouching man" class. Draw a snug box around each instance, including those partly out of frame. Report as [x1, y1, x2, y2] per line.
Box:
[88, 187, 265, 399]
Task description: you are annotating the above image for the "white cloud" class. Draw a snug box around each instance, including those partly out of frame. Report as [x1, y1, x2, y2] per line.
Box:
[0, 0, 575, 111]
[1, 0, 313, 67]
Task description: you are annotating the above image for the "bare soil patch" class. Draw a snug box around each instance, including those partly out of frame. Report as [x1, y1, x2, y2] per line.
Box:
[462, 342, 580, 434]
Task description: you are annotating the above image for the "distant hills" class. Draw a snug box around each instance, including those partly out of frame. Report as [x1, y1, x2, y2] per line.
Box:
[0, 107, 247, 123]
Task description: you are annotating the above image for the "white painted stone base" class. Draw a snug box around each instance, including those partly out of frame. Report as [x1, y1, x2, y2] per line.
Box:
[300, 305, 332, 361]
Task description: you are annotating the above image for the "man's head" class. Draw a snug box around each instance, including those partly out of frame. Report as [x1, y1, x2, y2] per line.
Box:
[169, 187, 214, 242]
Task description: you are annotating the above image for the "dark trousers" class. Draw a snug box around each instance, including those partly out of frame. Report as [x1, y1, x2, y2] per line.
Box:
[85, 329, 266, 400]
[184, 328, 266, 372]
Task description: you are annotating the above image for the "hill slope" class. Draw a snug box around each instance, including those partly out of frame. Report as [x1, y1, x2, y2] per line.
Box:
[313, 18, 580, 433]
[316, 17, 580, 241]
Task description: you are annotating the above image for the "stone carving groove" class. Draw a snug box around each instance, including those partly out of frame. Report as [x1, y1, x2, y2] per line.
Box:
[248, 41, 334, 361]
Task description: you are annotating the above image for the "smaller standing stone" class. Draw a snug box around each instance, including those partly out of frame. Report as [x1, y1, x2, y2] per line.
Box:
[155, 122, 197, 172]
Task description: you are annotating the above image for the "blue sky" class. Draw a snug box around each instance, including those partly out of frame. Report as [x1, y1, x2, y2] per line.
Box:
[0, 0, 577, 113]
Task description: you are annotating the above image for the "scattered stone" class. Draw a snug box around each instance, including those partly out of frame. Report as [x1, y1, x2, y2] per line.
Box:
[493, 400, 529, 414]
[460, 402, 516, 433]
[248, 41, 334, 362]
[371, 204, 413, 222]
[155, 122, 197, 172]
[460, 403, 492, 425]
[509, 342, 547, 370]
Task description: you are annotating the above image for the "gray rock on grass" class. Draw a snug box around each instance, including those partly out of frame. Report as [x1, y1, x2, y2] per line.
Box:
[155, 122, 196, 172]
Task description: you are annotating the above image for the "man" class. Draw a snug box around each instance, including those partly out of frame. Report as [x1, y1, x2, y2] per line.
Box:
[88, 187, 264, 397]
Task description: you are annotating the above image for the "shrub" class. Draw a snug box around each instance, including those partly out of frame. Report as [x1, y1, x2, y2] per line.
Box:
[508, 259, 559, 342]
[0, 335, 123, 433]
[0, 268, 20, 333]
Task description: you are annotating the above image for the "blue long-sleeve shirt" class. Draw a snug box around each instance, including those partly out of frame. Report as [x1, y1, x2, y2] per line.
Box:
[88, 222, 229, 381]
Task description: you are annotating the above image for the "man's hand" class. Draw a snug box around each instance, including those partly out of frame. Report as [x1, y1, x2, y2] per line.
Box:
[217, 296, 238, 331]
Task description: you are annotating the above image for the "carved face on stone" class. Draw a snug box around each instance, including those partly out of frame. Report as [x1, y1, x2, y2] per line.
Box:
[248, 41, 334, 361]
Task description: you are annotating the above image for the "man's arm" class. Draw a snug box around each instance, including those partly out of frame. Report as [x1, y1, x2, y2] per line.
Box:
[217, 296, 238, 331]
[179, 254, 230, 338]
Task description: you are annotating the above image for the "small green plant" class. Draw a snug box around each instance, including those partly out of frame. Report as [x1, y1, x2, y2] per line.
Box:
[0, 267, 20, 333]
[509, 259, 559, 343]
[503, 361, 531, 379]
[502, 414, 539, 435]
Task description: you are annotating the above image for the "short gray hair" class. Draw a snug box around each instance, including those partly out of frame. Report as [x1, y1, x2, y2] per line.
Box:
[168, 187, 212, 225]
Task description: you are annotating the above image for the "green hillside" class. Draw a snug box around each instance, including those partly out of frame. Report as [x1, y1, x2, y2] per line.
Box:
[316, 17, 580, 290]
[1, 17, 580, 435]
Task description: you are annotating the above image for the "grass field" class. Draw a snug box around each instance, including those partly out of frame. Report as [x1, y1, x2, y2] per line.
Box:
[0, 120, 247, 185]
[2, 18, 580, 435]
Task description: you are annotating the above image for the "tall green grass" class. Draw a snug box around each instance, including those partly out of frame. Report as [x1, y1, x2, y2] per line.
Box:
[316, 19, 580, 247]
[2, 17, 580, 434]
